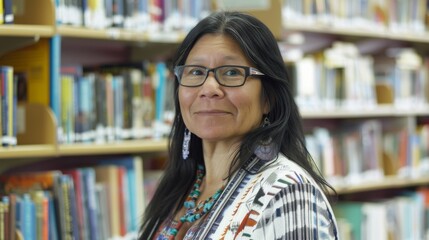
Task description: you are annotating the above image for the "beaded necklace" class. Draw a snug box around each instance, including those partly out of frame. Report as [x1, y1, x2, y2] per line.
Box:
[167, 164, 225, 239]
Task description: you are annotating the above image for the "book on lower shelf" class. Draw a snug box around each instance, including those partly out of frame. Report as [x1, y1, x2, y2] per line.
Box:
[0, 155, 147, 239]
[334, 187, 429, 240]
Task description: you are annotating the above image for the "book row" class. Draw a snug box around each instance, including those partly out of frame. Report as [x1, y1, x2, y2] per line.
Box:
[283, 0, 429, 33]
[286, 43, 429, 111]
[305, 118, 429, 187]
[55, 0, 212, 32]
[0, 155, 147, 240]
[58, 63, 174, 144]
[334, 187, 429, 240]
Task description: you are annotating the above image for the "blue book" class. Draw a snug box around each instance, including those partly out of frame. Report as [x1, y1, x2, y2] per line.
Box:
[81, 168, 99, 240]
[50, 35, 62, 142]
[45, 192, 59, 240]
[22, 194, 36, 240]
[155, 62, 166, 123]
[0, 66, 9, 147]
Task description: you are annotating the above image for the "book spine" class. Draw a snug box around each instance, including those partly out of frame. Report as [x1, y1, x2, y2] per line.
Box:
[3, 0, 13, 24]
[50, 35, 62, 143]
[2, 196, 9, 240]
[83, 168, 98, 240]
[1, 67, 9, 146]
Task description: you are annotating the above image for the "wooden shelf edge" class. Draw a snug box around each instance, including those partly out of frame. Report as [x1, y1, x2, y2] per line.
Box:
[300, 105, 429, 119]
[334, 176, 429, 194]
[283, 22, 429, 43]
[58, 139, 168, 156]
[0, 139, 168, 159]
[56, 26, 185, 43]
[0, 145, 57, 159]
[0, 24, 54, 37]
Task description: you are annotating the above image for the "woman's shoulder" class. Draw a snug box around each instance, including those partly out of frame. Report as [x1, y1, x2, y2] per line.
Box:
[257, 153, 318, 187]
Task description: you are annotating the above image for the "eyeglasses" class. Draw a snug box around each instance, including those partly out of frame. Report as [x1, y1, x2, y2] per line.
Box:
[174, 65, 265, 87]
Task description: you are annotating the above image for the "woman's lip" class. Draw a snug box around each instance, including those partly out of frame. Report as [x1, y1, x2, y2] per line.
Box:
[194, 110, 229, 114]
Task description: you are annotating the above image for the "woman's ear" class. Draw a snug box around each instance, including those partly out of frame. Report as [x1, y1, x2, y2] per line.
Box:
[262, 95, 270, 115]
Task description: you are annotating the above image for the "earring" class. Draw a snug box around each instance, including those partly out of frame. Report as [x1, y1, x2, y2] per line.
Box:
[254, 116, 277, 161]
[182, 128, 191, 160]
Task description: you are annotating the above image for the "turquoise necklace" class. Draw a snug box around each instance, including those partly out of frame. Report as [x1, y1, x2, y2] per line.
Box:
[167, 164, 225, 239]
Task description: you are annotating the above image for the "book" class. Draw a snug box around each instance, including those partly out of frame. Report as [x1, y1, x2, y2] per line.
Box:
[53, 174, 75, 240]
[31, 191, 49, 240]
[3, 0, 13, 24]
[333, 202, 363, 240]
[0, 0, 3, 25]
[45, 192, 59, 240]
[20, 194, 36, 240]
[2, 196, 10, 240]
[62, 169, 88, 240]
[94, 183, 110, 239]
[94, 155, 145, 232]
[50, 35, 62, 143]
[94, 165, 121, 237]
[0, 66, 16, 146]
[80, 168, 99, 240]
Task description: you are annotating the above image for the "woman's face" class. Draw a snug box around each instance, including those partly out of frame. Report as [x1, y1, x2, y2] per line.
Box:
[178, 34, 268, 143]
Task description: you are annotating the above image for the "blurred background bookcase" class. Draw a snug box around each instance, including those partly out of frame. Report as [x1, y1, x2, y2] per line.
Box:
[0, 0, 428, 239]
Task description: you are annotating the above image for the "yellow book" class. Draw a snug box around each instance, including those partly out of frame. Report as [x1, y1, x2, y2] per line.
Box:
[0, 39, 50, 107]
[0, 0, 4, 25]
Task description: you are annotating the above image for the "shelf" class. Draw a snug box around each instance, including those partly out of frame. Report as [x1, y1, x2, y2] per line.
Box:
[0, 25, 54, 56]
[0, 24, 54, 37]
[284, 22, 429, 44]
[335, 176, 429, 194]
[58, 139, 168, 156]
[0, 145, 57, 159]
[300, 105, 429, 119]
[0, 139, 168, 159]
[57, 26, 185, 43]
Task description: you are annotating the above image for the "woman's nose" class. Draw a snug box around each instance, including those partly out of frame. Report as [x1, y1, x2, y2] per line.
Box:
[199, 72, 224, 97]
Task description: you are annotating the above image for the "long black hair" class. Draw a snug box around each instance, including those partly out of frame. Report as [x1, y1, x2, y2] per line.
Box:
[139, 11, 333, 239]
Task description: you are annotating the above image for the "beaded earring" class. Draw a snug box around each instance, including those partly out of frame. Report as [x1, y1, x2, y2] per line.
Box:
[182, 128, 191, 160]
[254, 116, 277, 161]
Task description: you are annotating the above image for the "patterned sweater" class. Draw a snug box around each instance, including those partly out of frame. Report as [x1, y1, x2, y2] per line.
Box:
[156, 154, 339, 239]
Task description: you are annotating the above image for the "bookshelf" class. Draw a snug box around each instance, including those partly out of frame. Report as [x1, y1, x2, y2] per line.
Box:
[0, 0, 426, 196]
[280, 1, 429, 238]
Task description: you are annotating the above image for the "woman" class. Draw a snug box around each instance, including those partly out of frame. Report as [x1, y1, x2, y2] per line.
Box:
[139, 11, 339, 239]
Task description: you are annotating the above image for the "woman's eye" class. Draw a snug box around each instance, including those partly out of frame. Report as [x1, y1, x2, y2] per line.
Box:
[225, 70, 238, 76]
[190, 68, 205, 76]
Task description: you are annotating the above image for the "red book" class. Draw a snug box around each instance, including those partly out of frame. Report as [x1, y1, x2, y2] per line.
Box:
[117, 166, 127, 236]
